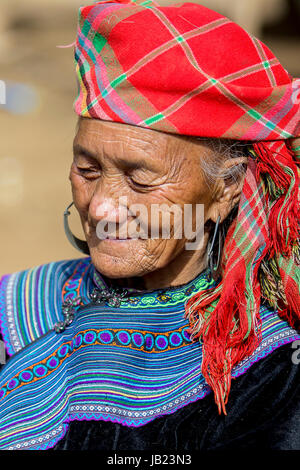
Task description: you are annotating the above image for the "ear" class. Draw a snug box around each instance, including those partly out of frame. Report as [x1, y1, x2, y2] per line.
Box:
[206, 157, 248, 223]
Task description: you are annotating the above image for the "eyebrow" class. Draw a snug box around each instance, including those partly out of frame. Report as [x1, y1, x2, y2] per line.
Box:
[73, 143, 98, 160]
[73, 143, 159, 171]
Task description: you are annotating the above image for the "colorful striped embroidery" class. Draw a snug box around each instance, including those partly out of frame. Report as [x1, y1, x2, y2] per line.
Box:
[0, 257, 299, 450]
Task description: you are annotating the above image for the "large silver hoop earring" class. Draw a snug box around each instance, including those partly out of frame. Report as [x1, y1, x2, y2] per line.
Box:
[64, 202, 90, 255]
[207, 215, 221, 281]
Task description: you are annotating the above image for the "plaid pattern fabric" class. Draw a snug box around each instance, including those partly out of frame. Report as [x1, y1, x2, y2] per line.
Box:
[74, 0, 300, 140]
[73, 0, 300, 413]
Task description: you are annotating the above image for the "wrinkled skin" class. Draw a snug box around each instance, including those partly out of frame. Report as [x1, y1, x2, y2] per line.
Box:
[70, 117, 246, 290]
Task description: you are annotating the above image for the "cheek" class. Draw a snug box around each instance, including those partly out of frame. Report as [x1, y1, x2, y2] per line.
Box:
[151, 177, 212, 234]
[178, 168, 214, 218]
[70, 168, 95, 213]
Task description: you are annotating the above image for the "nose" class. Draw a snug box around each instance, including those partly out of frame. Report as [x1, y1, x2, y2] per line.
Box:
[88, 194, 129, 227]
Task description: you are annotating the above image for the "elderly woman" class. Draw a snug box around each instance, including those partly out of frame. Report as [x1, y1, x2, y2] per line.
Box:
[0, 0, 299, 451]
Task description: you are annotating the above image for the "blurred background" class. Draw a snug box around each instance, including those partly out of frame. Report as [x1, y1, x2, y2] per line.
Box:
[0, 0, 299, 276]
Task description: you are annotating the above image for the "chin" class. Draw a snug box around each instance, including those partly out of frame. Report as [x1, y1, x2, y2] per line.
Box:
[89, 245, 149, 280]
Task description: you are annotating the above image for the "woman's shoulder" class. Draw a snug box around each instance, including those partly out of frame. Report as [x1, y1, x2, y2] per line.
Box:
[0, 256, 93, 356]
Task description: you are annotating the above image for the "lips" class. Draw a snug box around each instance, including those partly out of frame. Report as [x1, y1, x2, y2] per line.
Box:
[104, 234, 138, 240]
[106, 237, 133, 240]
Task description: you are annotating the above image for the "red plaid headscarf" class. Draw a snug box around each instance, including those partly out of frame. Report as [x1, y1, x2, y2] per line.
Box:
[74, 0, 300, 413]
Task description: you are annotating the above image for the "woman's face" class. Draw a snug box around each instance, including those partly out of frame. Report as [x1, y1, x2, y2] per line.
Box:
[71, 118, 216, 281]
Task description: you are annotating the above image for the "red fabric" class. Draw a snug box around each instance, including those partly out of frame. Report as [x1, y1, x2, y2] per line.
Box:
[75, 0, 300, 140]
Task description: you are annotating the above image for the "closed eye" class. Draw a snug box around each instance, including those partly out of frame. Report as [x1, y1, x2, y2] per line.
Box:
[127, 176, 154, 191]
[77, 167, 101, 179]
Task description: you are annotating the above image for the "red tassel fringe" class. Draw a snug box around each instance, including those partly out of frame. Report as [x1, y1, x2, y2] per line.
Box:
[185, 140, 300, 414]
